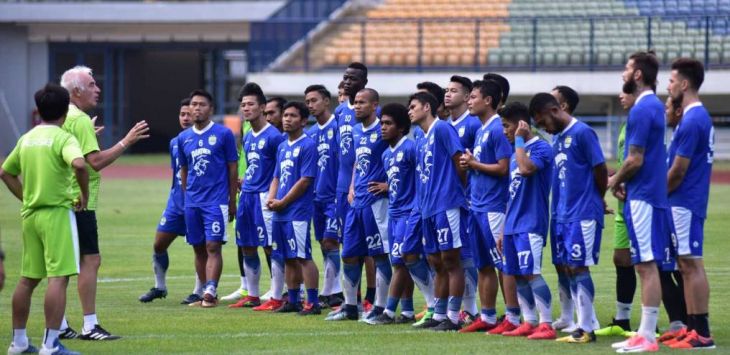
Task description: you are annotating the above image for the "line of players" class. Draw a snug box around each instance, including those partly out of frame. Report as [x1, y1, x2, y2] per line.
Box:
[140, 51, 714, 352]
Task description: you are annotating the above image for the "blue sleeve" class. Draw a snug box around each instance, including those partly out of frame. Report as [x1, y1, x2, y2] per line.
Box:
[439, 124, 463, 156]
[301, 142, 317, 178]
[177, 135, 188, 167]
[626, 107, 650, 149]
[274, 146, 281, 179]
[376, 106, 382, 118]
[271, 133, 285, 158]
[674, 120, 699, 159]
[529, 142, 552, 170]
[582, 128, 606, 167]
[224, 130, 239, 163]
[493, 131, 513, 161]
[169, 139, 176, 171]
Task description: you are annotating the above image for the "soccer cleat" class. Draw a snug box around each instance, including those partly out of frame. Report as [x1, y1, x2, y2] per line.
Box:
[432, 319, 460, 332]
[362, 300, 373, 314]
[325, 308, 358, 321]
[58, 327, 78, 340]
[561, 323, 579, 333]
[414, 307, 428, 321]
[556, 328, 596, 343]
[298, 303, 322, 316]
[396, 314, 416, 324]
[412, 316, 441, 329]
[78, 324, 121, 341]
[181, 293, 202, 305]
[614, 335, 659, 353]
[220, 288, 248, 302]
[364, 312, 395, 325]
[318, 295, 330, 308]
[252, 298, 284, 312]
[552, 318, 575, 331]
[487, 319, 519, 335]
[596, 319, 632, 337]
[459, 317, 497, 333]
[503, 322, 536, 337]
[458, 311, 477, 327]
[39, 340, 78, 355]
[658, 326, 686, 344]
[201, 293, 218, 308]
[259, 289, 274, 301]
[7, 342, 39, 355]
[228, 296, 261, 308]
[527, 323, 557, 340]
[138, 287, 167, 303]
[275, 302, 302, 313]
[668, 330, 715, 349]
[327, 293, 344, 308]
[412, 311, 435, 328]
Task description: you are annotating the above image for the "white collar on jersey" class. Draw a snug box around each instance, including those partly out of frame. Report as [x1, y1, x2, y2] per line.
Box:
[449, 109, 470, 126]
[318, 114, 336, 129]
[192, 121, 214, 135]
[362, 118, 380, 132]
[635, 89, 654, 105]
[682, 101, 703, 116]
[559, 117, 578, 136]
[389, 136, 408, 152]
[425, 118, 440, 136]
[251, 122, 272, 138]
[525, 136, 540, 147]
[287, 133, 307, 146]
[347, 100, 355, 110]
[484, 114, 500, 128]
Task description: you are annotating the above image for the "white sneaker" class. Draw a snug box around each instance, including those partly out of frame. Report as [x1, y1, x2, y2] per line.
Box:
[260, 289, 274, 301]
[8, 342, 38, 355]
[552, 318, 574, 330]
[562, 323, 579, 333]
[220, 288, 248, 302]
[611, 338, 631, 349]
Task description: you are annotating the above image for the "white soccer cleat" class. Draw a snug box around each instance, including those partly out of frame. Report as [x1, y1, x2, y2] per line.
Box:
[552, 318, 575, 330]
[220, 288, 248, 302]
[561, 323, 579, 333]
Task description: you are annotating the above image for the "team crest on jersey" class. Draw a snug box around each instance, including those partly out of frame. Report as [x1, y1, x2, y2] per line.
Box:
[396, 151, 404, 162]
[208, 135, 217, 146]
[458, 127, 465, 137]
[564, 136, 572, 148]
[369, 132, 378, 143]
[159, 217, 167, 226]
[327, 129, 334, 140]
[293, 147, 301, 157]
[258, 139, 265, 149]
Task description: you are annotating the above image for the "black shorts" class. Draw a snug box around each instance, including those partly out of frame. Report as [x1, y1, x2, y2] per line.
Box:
[75, 210, 99, 255]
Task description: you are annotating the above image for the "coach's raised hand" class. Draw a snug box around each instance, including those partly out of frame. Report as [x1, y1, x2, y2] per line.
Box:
[123, 120, 150, 146]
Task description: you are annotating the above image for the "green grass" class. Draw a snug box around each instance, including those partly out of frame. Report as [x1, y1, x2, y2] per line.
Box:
[0, 177, 728, 354]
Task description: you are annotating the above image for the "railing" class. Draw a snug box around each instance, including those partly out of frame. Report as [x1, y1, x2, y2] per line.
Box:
[250, 15, 730, 72]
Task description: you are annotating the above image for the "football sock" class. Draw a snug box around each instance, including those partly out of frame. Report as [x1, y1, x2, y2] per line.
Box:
[529, 276, 553, 324]
[243, 254, 261, 297]
[60, 317, 69, 331]
[288, 288, 300, 305]
[481, 308, 497, 324]
[616, 265, 636, 305]
[463, 265, 478, 316]
[323, 250, 342, 296]
[401, 298, 414, 317]
[516, 278, 537, 324]
[365, 287, 376, 305]
[506, 306, 521, 326]
[343, 262, 363, 306]
[82, 314, 98, 333]
[375, 258, 392, 308]
[433, 298, 447, 321]
[447, 296, 463, 324]
[306, 288, 319, 305]
[203, 281, 218, 298]
[42, 329, 59, 349]
[271, 257, 285, 299]
[660, 270, 688, 325]
[691, 313, 711, 337]
[193, 275, 203, 296]
[616, 302, 633, 323]
[575, 272, 596, 332]
[638, 306, 659, 341]
[406, 258, 435, 307]
[557, 270, 573, 322]
[152, 252, 169, 290]
[385, 296, 399, 318]
[12, 329, 28, 348]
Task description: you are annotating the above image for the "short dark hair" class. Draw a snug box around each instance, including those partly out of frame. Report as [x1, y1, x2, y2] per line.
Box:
[381, 103, 411, 135]
[238, 82, 266, 105]
[189, 89, 214, 106]
[180, 98, 191, 107]
[473, 80, 502, 110]
[528, 92, 560, 118]
[416, 81, 445, 108]
[35, 83, 70, 122]
[671, 57, 705, 91]
[266, 96, 287, 111]
[629, 51, 660, 87]
[450, 75, 473, 93]
[357, 88, 380, 103]
[283, 101, 309, 120]
[305, 84, 332, 101]
[409, 91, 438, 117]
[483, 73, 510, 102]
[499, 101, 531, 125]
[347, 62, 368, 79]
[553, 85, 580, 114]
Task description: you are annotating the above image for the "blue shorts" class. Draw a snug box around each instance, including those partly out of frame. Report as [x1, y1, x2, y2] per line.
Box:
[235, 191, 273, 248]
[551, 220, 602, 267]
[624, 200, 676, 271]
[401, 210, 424, 256]
[335, 191, 351, 232]
[470, 211, 504, 270]
[313, 200, 340, 242]
[184, 205, 228, 246]
[389, 213, 423, 265]
[342, 198, 389, 258]
[671, 206, 704, 257]
[503, 233, 545, 276]
[271, 220, 312, 260]
[157, 205, 186, 236]
[423, 208, 467, 255]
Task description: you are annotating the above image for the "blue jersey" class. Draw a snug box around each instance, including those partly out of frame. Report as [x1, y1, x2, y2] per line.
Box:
[177, 122, 238, 207]
[450, 111, 482, 150]
[552, 119, 606, 225]
[668, 103, 714, 218]
[167, 135, 184, 212]
[411, 125, 425, 142]
[504, 137, 553, 236]
[470, 115, 512, 213]
[418, 119, 466, 218]
[625, 91, 668, 207]
[241, 123, 284, 193]
[382, 137, 417, 218]
[335, 101, 381, 194]
[352, 119, 389, 208]
[308, 115, 339, 202]
[273, 134, 317, 221]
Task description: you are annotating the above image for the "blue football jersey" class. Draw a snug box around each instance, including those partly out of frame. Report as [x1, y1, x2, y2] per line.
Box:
[410, 125, 425, 142]
[335, 101, 381, 194]
[470, 115, 513, 213]
[504, 137, 553, 236]
[450, 111, 482, 152]
[625, 91, 668, 207]
[309, 115, 339, 202]
[552, 118, 606, 225]
[352, 119, 389, 208]
[177, 122, 239, 207]
[382, 137, 417, 218]
[273, 134, 317, 221]
[668, 103, 714, 218]
[418, 119, 466, 218]
[241, 123, 284, 193]
[167, 135, 184, 212]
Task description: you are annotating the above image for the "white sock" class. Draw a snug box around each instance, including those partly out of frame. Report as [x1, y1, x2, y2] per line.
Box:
[60, 316, 69, 331]
[271, 259, 285, 300]
[204, 283, 217, 298]
[616, 301, 632, 320]
[517, 293, 538, 324]
[463, 272, 478, 315]
[410, 273, 434, 308]
[558, 285, 574, 322]
[12, 329, 28, 348]
[153, 258, 166, 290]
[322, 257, 335, 296]
[638, 306, 659, 341]
[43, 329, 60, 349]
[577, 286, 595, 332]
[384, 308, 396, 318]
[243, 259, 260, 297]
[447, 310, 460, 324]
[83, 314, 98, 333]
[240, 276, 248, 291]
[433, 313, 447, 322]
[193, 275, 203, 296]
[375, 270, 389, 308]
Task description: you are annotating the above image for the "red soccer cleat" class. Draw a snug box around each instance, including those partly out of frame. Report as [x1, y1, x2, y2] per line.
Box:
[502, 322, 536, 337]
[487, 319, 519, 335]
[459, 317, 496, 333]
[252, 298, 284, 311]
[527, 323, 556, 340]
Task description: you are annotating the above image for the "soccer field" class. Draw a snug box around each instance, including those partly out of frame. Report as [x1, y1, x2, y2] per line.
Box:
[0, 163, 728, 354]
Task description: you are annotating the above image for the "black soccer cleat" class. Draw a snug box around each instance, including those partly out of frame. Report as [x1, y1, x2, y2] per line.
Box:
[139, 287, 167, 303]
[78, 325, 121, 341]
[432, 319, 460, 332]
[181, 293, 202, 305]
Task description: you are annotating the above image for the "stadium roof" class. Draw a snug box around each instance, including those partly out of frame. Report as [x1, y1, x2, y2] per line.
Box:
[0, 1, 286, 23]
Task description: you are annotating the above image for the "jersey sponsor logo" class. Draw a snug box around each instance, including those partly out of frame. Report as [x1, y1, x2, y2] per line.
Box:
[317, 142, 330, 171]
[386, 163, 401, 201]
[554, 152, 567, 184]
[396, 151, 404, 162]
[191, 147, 212, 176]
[509, 166, 521, 200]
[419, 149, 433, 183]
[279, 159, 294, 189]
[355, 146, 372, 177]
[339, 124, 353, 155]
[22, 138, 53, 147]
[208, 135, 217, 146]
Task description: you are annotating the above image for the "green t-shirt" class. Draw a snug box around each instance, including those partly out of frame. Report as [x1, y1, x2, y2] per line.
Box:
[616, 123, 626, 213]
[237, 120, 252, 178]
[62, 105, 101, 210]
[2, 125, 83, 217]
